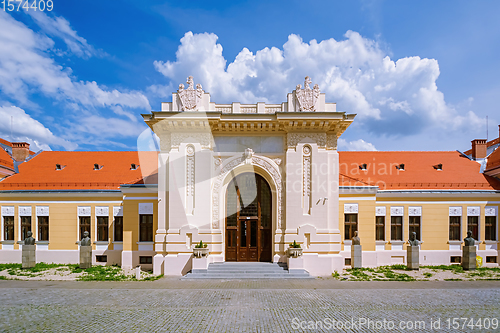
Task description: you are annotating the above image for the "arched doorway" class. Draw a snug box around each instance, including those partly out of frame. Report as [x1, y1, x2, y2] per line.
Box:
[225, 172, 272, 262]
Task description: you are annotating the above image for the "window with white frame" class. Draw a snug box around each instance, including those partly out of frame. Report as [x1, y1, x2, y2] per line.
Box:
[139, 203, 153, 242]
[467, 207, 480, 240]
[485, 207, 497, 241]
[449, 207, 462, 241]
[344, 204, 358, 240]
[19, 206, 32, 241]
[113, 206, 123, 242]
[36, 206, 49, 241]
[375, 207, 386, 241]
[78, 207, 91, 240]
[390, 207, 404, 241]
[2, 206, 14, 241]
[408, 207, 422, 241]
[95, 207, 109, 242]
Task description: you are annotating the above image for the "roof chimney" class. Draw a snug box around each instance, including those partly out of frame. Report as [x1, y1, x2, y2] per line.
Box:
[471, 139, 487, 160]
[11, 142, 30, 162]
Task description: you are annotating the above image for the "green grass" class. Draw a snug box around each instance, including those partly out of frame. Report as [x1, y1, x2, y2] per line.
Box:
[331, 271, 340, 279]
[444, 278, 462, 281]
[77, 265, 130, 281]
[0, 263, 22, 271]
[421, 264, 464, 273]
[423, 272, 433, 278]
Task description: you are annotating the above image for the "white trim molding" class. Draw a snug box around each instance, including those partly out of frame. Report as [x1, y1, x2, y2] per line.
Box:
[375, 206, 386, 216]
[344, 203, 358, 214]
[139, 203, 154, 215]
[390, 207, 404, 216]
[113, 206, 123, 217]
[19, 206, 32, 216]
[78, 206, 91, 216]
[95, 206, 109, 217]
[36, 206, 49, 216]
[485, 206, 497, 216]
[408, 207, 422, 216]
[467, 206, 480, 217]
[1, 206, 14, 216]
[449, 207, 462, 216]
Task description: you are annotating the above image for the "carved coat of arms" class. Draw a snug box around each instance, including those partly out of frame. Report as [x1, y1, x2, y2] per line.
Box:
[178, 76, 203, 111]
[295, 76, 320, 112]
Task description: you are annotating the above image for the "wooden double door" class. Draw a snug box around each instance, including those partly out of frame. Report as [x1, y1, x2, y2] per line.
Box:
[225, 173, 272, 262]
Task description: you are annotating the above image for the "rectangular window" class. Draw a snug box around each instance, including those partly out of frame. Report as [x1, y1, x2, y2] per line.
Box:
[485, 216, 496, 241]
[140, 256, 153, 264]
[79, 216, 91, 240]
[467, 216, 479, 240]
[96, 255, 107, 263]
[114, 216, 123, 242]
[391, 216, 403, 241]
[344, 214, 358, 240]
[376, 216, 385, 241]
[449, 216, 461, 241]
[139, 214, 153, 242]
[3, 216, 14, 241]
[21, 216, 31, 240]
[38, 216, 49, 241]
[97, 216, 109, 242]
[409, 216, 421, 241]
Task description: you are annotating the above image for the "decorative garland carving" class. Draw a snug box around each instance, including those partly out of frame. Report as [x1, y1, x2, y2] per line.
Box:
[303, 145, 312, 215]
[326, 134, 338, 150]
[186, 145, 195, 214]
[287, 133, 326, 148]
[171, 132, 213, 149]
[212, 154, 283, 230]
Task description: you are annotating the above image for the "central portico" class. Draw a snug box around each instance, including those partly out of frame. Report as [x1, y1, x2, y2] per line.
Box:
[143, 76, 355, 276]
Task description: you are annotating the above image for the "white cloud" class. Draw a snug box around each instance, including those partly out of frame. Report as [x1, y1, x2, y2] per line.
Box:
[27, 11, 100, 58]
[152, 31, 485, 140]
[0, 105, 76, 151]
[338, 138, 377, 151]
[0, 11, 151, 150]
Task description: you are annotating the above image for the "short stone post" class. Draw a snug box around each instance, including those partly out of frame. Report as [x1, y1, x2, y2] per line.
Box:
[22, 231, 36, 269]
[79, 231, 92, 269]
[351, 231, 362, 268]
[135, 266, 141, 279]
[462, 231, 476, 271]
[407, 231, 420, 270]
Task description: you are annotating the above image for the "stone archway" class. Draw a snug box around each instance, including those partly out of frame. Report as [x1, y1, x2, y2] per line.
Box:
[212, 154, 283, 231]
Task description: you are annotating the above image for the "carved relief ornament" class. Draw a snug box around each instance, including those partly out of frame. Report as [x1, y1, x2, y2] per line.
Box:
[170, 132, 213, 149]
[177, 76, 203, 111]
[287, 133, 327, 149]
[295, 76, 320, 112]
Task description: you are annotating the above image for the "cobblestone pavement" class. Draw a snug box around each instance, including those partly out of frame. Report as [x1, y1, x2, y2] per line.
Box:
[0, 279, 499, 332]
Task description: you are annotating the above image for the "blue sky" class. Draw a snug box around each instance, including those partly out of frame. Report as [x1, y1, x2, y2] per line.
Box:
[1, 0, 499, 152]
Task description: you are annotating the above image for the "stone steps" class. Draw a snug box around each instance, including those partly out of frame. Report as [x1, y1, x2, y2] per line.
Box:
[183, 262, 312, 279]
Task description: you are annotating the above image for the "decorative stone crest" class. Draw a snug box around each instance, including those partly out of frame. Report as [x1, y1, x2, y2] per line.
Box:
[178, 76, 203, 111]
[95, 207, 109, 217]
[467, 207, 480, 216]
[295, 76, 320, 112]
[485, 207, 497, 216]
[36, 206, 49, 217]
[391, 207, 404, 216]
[1, 206, 15, 216]
[19, 206, 32, 216]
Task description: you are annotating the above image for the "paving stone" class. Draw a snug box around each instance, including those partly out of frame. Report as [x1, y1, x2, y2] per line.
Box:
[0, 279, 498, 332]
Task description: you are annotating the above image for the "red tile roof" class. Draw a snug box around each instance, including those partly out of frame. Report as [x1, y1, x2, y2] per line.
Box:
[0, 147, 14, 171]
[485, 147, 500, 176]
[1, 149, 499, 191]
[338, 151, 500, 190]
[0, 151, 158, 190]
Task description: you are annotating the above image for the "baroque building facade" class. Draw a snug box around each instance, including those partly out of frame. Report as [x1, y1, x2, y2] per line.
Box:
[0, 77, 499, 276]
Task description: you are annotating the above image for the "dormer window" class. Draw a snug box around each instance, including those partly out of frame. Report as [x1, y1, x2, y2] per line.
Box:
[396, 163, 405, 171]
[433, 163, 443, 171]
[359, 163, 367, 170]
[131, 163, 138, 170]
[93, 164, 102, 170]
[55, 164, 65, 170]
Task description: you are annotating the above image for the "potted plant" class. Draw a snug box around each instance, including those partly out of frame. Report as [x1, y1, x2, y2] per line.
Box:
[193, 240, 209, 258]
[288, 240, 303, 258]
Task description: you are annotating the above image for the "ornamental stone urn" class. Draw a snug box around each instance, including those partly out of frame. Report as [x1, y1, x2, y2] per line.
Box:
[288, 248, 303, 258]
[193, 247, 209, 258]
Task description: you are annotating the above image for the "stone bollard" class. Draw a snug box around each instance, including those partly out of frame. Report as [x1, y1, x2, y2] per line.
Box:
[22, 231, 36, 269]
[407, 246, 419, 270]
[79, 231, 92, 269]
[136, 266, 141, 279]
[351, 231, 362, 268]
[462, 231, 476, 271]
[407, 231, 420, 270]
